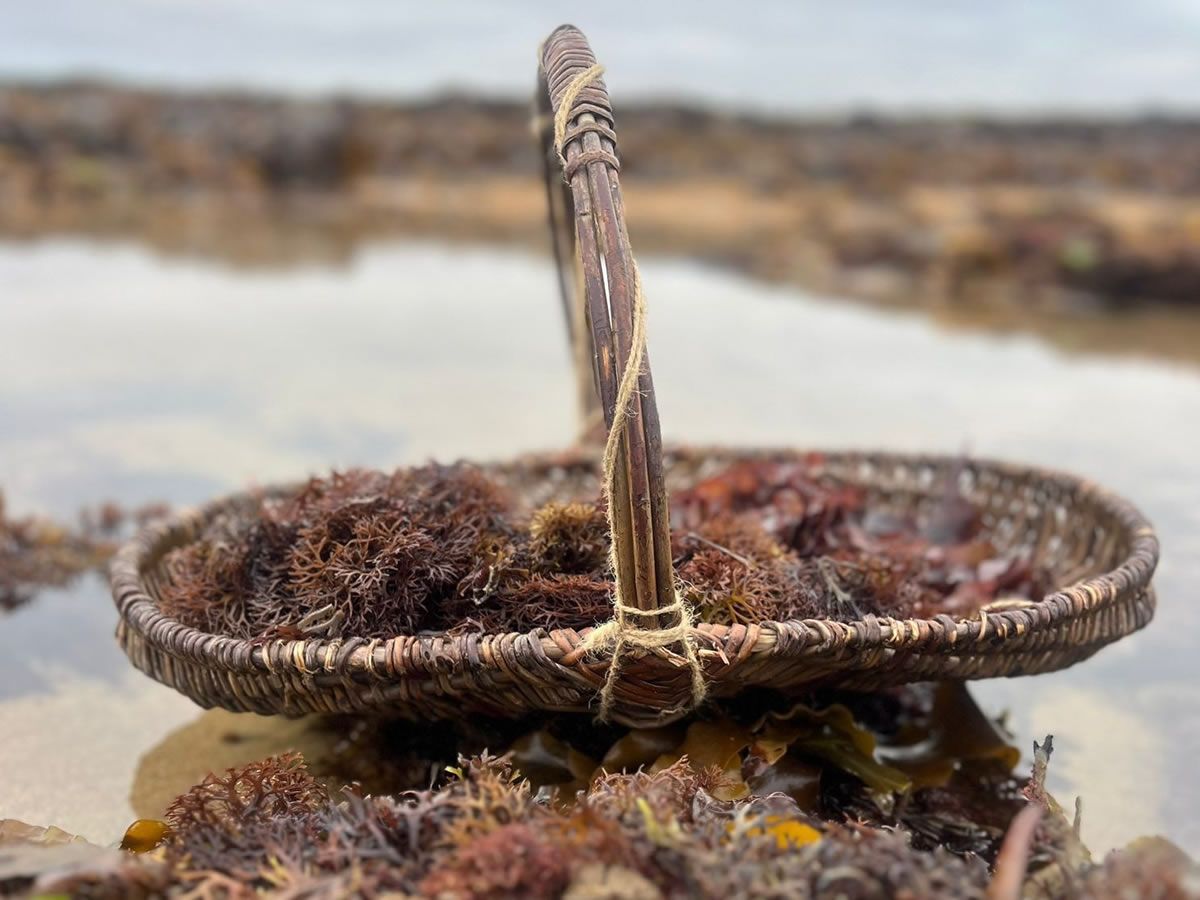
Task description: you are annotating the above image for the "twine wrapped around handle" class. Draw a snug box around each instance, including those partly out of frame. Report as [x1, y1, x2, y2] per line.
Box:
[578, 254, 706, 719]
[546, 52, 706, 721]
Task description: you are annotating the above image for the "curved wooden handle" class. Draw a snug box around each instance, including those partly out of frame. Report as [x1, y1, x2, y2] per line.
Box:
[539, 25, 676, 625]
[536, 58, 600, 432]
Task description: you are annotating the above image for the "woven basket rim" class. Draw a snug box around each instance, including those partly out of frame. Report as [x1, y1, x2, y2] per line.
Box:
[111, 446, 1159, 679]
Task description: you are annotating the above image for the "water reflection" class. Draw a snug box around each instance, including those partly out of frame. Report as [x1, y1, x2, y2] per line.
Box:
[0, 239, 1196, 854]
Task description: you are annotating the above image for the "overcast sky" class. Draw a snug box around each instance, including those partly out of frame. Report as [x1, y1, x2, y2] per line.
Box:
[5, 0, 1200, 113]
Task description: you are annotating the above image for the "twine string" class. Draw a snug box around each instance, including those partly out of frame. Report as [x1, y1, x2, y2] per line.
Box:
[551, 62, 707, 720]
[552, 63, 604, 171]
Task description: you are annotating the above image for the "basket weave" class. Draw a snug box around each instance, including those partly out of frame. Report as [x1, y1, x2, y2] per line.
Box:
[111, 26, 1158, 727]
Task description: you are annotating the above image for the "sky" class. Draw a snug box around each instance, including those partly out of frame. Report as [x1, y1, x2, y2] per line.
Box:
[4, 0, 1200, 113]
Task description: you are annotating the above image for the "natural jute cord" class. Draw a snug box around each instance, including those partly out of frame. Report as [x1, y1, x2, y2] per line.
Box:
[551, 63, 603, 170]
[552, 63, 707, 720]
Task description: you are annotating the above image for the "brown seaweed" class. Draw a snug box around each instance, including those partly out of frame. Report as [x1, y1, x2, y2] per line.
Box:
[155, 456, 1046, 642]
[4, 687, 1193, 898]
[0, 492, 117, 611]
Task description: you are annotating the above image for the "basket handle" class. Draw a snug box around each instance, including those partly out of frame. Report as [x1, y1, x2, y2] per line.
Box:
[537, 59, 601, 434]
[538, 27, 678, 630]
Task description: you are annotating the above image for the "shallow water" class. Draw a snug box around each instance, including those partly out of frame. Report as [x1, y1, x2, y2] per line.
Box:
[1, 239, 1197, 855]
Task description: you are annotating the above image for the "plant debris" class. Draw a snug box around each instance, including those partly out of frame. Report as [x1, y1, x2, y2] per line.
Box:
[3, 689, 1194, 898]
[7, 80, 1200, 340]
[152, 751, 997, 899]
[155, 456, 1052, 641]
[6, 739, 991, 897]
[0, 493, 170, 612]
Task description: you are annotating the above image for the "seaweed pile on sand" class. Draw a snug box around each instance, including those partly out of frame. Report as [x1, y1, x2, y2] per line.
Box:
[155, 456, 1051, 641]
[311, 682, 1030, 861]
[2, 684, 1194, 898]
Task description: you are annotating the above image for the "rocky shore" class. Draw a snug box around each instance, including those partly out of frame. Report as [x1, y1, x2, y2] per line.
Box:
[4, 80, 1200, 327]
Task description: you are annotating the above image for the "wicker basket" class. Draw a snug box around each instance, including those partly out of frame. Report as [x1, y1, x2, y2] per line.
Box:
[111, 26, 1158, 727]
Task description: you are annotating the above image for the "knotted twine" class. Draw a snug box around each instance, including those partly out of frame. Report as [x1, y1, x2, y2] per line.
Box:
[551, 63, 707, 721]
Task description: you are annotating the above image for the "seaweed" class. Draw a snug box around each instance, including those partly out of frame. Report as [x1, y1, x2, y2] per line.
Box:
[673, 512, 811, 625]
[421, 822, 571, 899]
[528, 501, 611, 574]
[4, 689, 1192, 898]
[163, 751, 328, 879]
[310, 683, 1026, 847]
[1074, 837, 1198, 900]
[159, 464, 516, 639]
[165, 751, 328, 833]
[153, 456, 1050, 642]
[0, 492, 123, 611]
[0, 820, 169, 899]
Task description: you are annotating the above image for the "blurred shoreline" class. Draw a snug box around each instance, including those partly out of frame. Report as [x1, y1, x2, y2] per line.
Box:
[5, 80, 1200, 365]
